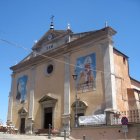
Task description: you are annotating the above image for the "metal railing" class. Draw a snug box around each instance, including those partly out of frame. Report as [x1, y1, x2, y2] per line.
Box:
[111, 109, 140, 125]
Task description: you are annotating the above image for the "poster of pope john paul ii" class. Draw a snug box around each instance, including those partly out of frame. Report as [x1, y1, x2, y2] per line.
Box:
[16, 75, 28, 103]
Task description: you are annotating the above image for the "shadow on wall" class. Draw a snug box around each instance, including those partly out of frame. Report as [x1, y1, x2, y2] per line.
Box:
[94, 103, 106, 115]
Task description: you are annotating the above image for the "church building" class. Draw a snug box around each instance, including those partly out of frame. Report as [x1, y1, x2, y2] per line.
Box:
[7, 20, 140, 135]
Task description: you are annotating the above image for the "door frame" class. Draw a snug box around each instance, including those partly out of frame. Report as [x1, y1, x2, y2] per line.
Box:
[18, 107, 28, 134]
[41, 100, 57, 129]
[39, 94, 57, 129]
[44, 107, 53, 129]
[20, 117, 26, 134]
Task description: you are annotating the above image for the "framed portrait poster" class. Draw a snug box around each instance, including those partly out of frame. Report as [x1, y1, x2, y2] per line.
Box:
[75, 53, 96, 93]
[16, 75, 28, 103]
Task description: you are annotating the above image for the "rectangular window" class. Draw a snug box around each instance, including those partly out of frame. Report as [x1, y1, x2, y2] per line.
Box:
[123, 57, 126, 65]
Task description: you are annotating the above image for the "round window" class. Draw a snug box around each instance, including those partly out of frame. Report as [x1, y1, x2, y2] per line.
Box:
[47, 64, 53, 74]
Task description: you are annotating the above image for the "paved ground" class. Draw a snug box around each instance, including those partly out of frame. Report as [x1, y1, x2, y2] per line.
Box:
[0, 133, 79, 140]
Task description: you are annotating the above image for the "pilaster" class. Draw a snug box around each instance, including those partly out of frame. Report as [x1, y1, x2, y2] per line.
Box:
[7, 74, 15, 124]
[26, 67, 35, 134]
[61, 53, 71, 136]
[103, 40, 117, 111]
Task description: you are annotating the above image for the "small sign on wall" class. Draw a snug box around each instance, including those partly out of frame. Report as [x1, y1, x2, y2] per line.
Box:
[121, 116, 128, 125]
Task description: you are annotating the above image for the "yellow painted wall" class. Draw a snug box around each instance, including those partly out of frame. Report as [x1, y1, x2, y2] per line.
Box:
[70, 42, 105, 127]
[11, 36, 138, 131]
[33, 58, 65, 129]
[113, 50, 131, 111]
[12, 69, 30, 130]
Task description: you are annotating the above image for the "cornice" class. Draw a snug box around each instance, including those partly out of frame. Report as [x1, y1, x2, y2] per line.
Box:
[10, 43, 71, 73]
[113, 48, 129, 59]
[130, 77, 140, 85]
[10, 27, 116, 73]
[67, 26, 116, 48]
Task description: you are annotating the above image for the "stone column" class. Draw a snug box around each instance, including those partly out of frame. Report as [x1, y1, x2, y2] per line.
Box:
[7, 74, 15, 125]
[26, 67, 35, 134]
[103, 40, 117, 112]
[61, 54, 71, 136]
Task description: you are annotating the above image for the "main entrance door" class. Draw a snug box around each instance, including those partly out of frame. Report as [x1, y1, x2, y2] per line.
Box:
[20, 118, 25, 134]
[44, 107, 52, 129]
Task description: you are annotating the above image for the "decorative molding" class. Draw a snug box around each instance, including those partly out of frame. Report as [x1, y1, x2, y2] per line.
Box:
[18, 107, 28, 118]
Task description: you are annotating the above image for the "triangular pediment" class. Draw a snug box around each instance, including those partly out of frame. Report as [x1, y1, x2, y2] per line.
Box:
[18, 107, 28, 114]
[39, 94, 58, 103]
[32, 29, 71, 50]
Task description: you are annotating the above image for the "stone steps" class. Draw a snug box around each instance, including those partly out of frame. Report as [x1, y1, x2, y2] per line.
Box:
[0, 133, 77, 140]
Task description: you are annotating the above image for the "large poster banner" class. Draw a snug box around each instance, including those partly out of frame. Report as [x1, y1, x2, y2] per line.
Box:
[75, 53, 96, 93]
[16, 75, 28, 103]
[79, 114, 106, 125]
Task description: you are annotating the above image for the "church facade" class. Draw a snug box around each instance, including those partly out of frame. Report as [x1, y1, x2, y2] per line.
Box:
[7, 23, 140, 134]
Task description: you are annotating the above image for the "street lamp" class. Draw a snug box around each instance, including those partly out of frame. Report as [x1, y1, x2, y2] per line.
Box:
[72, 73, 78, 127]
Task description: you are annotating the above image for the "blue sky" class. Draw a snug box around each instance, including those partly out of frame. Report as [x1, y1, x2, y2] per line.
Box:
[0, 0, 140, 124]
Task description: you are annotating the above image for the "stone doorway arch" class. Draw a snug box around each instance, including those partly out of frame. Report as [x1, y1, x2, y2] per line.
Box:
[39, 94, 57, 129]
[71, 100, 88, 126]
[18, 107, 28, 134]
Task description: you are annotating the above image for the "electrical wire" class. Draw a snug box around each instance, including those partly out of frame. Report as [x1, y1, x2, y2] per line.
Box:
[0, 38, 111, 76]
[1, 39, 139, 105]
[0, 38, 29, 51]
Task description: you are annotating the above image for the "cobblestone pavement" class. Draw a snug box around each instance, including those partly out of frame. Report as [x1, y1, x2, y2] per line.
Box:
[0, 133, 79, 140]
